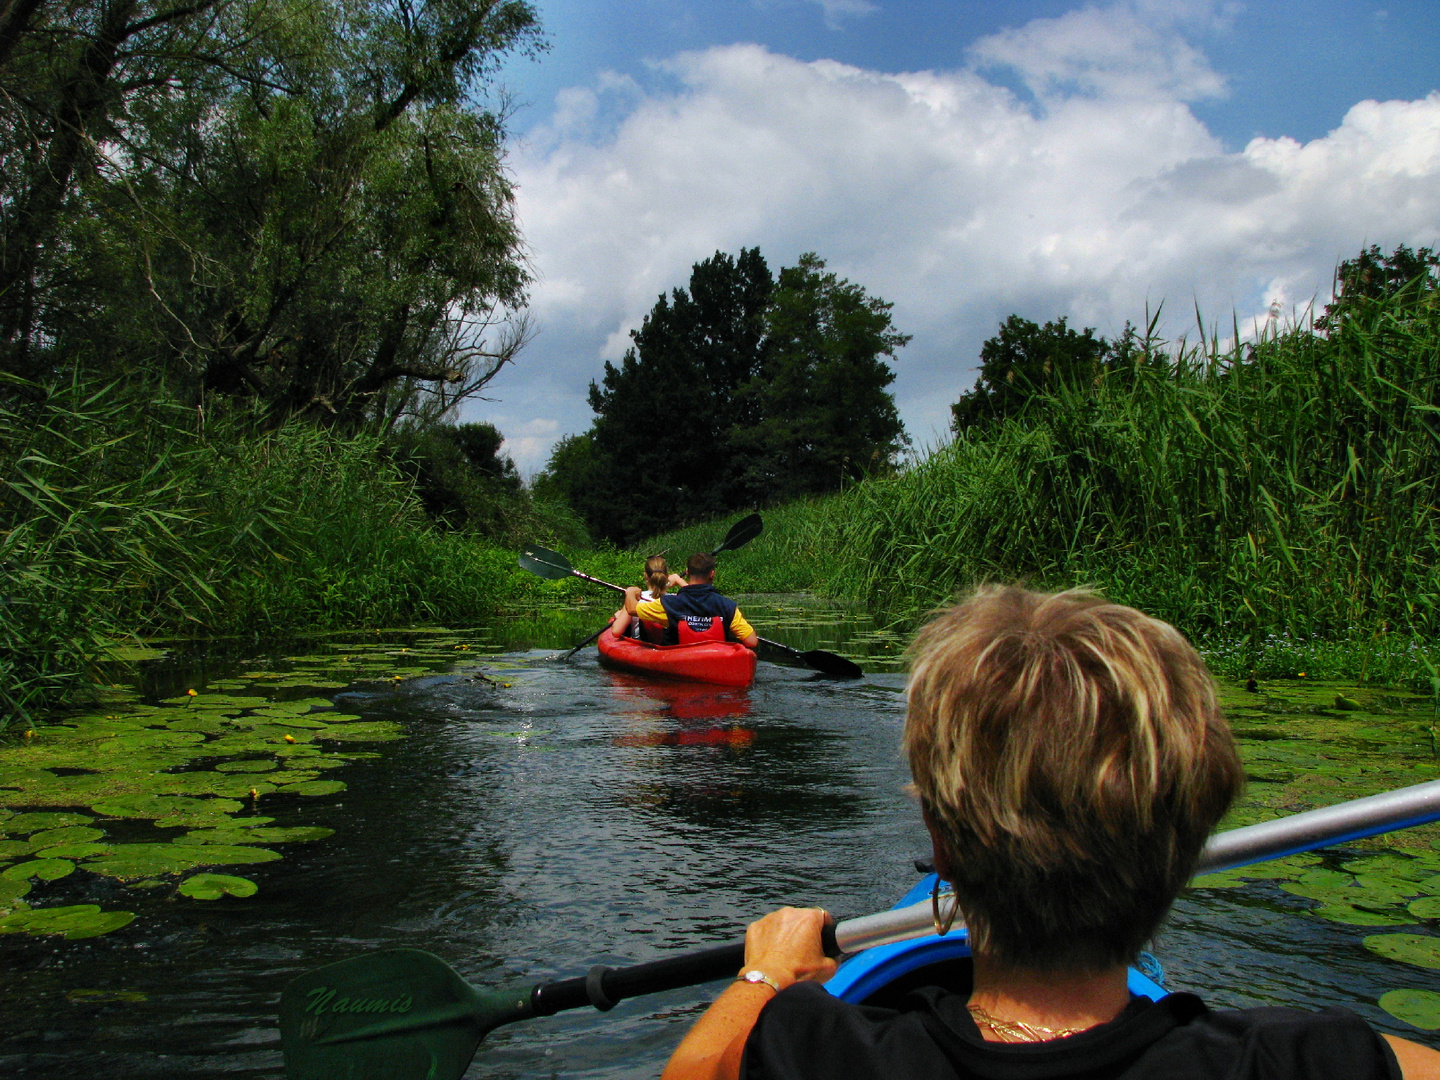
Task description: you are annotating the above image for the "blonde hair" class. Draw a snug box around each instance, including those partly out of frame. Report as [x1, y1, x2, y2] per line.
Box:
[904, 585, 1242, 972]
[643, 556, 670, 596]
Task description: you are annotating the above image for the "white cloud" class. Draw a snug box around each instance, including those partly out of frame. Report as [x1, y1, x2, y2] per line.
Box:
[806, 0, 879, 30]
[481, 0, 1440, 475]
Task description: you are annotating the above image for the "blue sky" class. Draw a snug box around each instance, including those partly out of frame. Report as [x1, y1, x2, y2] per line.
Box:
[467, 1, 1440, 473]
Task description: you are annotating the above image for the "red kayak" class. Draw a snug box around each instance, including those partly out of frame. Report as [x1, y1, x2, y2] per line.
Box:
[597, 632, 757, 687]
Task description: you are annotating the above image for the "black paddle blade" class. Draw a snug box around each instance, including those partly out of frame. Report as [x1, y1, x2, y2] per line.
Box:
[757, 638, 863, 679]
[279, 949, 534, 1080]
[710, 513, 763, 556]
[518, 544, 574, 581]
[801, 649, 863, 679]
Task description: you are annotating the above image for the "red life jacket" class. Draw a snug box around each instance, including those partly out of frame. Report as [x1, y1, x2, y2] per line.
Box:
[675, 616, 725, 644]
[659, 585, 738, 645]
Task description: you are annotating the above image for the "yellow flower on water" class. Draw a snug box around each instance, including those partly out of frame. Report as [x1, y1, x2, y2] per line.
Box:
[22, 729, 34, 739]
[249, 788, 259, 800]
[1297, 671, 1307, 678]
[283, 735, 296, 744]
[186, 689, 197, 697]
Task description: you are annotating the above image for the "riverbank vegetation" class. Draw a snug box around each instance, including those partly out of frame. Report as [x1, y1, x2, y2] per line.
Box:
[641, 244, 1440, 686]
[0, 373, 601, 726]
[0, 0, 560, 727]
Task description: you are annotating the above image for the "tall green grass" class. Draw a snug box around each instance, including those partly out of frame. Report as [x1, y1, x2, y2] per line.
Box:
[637, 292, 1440, 683]
[0, 376, 586, 726]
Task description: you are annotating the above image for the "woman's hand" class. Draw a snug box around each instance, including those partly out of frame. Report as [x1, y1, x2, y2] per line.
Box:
[741, 907, 837, 989]
[661, 908, 835, 1080]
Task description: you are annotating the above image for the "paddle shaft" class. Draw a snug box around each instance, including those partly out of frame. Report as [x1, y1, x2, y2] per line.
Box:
[832, 776, 1440, 953]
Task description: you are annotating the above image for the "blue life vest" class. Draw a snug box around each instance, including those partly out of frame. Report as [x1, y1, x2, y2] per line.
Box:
[658, 584, 738, 645]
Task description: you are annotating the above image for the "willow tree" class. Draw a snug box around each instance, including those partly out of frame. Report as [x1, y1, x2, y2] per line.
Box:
[0, 0, 542, 427]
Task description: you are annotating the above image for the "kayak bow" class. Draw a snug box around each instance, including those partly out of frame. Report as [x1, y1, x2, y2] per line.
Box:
[598, 632, 758, 687]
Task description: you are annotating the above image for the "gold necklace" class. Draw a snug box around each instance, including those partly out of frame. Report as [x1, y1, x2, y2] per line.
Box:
[966, 1003, 1091, 1043]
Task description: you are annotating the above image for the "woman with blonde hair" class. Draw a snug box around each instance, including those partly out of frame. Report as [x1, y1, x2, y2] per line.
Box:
[610, 555, 684, 644]
[662, 585, 1440, 1080]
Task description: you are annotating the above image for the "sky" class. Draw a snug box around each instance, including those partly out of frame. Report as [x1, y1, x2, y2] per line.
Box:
[462, 0, 1440, 476]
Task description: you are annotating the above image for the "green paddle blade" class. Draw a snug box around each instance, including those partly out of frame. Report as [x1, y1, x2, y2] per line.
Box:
[280, 949, 534, 1080]
[518, 544, 574, 581]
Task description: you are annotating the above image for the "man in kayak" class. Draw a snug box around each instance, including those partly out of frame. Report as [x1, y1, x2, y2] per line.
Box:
[616, 552, 759, 649]
[661, 585, 1440, 1080]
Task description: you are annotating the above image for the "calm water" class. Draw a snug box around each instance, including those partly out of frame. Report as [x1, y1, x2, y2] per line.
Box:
[2, 601, 1436, 1076]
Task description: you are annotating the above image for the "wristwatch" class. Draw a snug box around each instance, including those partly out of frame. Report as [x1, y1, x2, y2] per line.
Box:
[737, 969, 781, 993]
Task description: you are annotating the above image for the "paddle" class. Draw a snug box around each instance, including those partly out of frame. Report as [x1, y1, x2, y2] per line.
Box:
[560, 515, 766, 660]
[280, 778, 1440, 1079]
[520, 541, 860, 678]
[756, 637, 863, 679]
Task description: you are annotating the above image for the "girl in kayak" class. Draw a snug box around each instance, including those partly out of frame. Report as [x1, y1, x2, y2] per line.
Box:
[610, 555, 684, 643]
[662, 585, 1440, 1080]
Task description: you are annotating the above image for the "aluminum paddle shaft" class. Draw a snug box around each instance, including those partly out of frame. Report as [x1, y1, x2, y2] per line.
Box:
[831, 778, 1440, 954]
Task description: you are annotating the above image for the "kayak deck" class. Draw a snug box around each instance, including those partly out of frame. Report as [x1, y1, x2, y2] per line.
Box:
[597, 632, 758, 687]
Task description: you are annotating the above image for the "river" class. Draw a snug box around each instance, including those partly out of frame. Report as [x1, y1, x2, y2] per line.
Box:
[2, 599, 1438, 1076]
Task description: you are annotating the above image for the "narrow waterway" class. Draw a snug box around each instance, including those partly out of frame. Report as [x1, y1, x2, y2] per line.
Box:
[2, 601, 1439, 1076]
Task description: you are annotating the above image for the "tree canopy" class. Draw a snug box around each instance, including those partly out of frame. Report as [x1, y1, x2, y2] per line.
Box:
[540, 249, 909, 544]
[950, 315, 1113, 433]
[0, 0, 542, 429]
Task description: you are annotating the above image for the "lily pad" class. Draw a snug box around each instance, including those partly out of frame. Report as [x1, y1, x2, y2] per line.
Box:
[1313, 903, 1413, 926]
[0, 840, 35, 858]
[281, 780, 346, 797]
[4, 812, 93, 833]
[177, 826, 333, 845]
[28, 826, 104, 848]
[1364, 933, 1440, 970]
[1344, 855, 1440, 882]
[34, 843, 114, 860]
[214, 760, 277, 773]
[84, 849, 202, 879]
[0, 878, 32, 904]
[178, 873, 258, 900]
[92, 795, 241, 819]
[1379, 989, 1440, 1030]
[1410, 897, 1440, 920]
[0, 904, 135, 939]
[2, 858, 75, 881]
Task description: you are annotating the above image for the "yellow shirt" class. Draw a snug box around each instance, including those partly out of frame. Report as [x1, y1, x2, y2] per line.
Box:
[634, 597, 756, 641]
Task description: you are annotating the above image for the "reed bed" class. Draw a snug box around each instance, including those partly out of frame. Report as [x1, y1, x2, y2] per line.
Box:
[639, 292, 1440, 683]
[0, 377, 579, 726]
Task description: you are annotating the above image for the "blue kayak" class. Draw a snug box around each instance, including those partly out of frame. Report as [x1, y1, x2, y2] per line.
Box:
[826, 874, 1167, 1005]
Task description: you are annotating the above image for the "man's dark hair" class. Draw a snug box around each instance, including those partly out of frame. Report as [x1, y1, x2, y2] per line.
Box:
[686, 552, 717, 580]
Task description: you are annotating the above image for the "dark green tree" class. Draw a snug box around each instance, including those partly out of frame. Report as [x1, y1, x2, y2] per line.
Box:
[581, 248, 773, 542]
[389, 420, 519, 533]
[554, 249, 907, 543]
[730, 253, 909, 502]
[951, 315, 1111, 432]
[1317, 243, 1439, 331]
